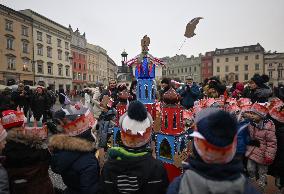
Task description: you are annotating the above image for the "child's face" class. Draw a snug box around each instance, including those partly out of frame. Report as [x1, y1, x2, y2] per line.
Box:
[243, 112, 262, 122]
[0, 139, 7, 151]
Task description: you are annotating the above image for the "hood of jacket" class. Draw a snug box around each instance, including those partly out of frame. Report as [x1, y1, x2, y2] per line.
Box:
[49, 134, 95, 174]
[179, 169, 246, 194]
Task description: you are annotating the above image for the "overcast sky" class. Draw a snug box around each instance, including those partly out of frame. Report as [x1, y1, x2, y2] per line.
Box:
[2, 0, 284, 65]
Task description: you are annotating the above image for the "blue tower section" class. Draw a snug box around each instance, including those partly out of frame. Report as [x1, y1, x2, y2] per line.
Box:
[136, 57, 156, 104]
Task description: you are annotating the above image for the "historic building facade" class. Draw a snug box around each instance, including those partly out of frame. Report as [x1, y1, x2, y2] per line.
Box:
[86, 43, 99, 86]
[0, 5, 34, 85]
[264, 52, 284, 87]
[97, 46, 108, 85]
[213, 43, 265, 84]
[20, 9, 72, 90]
[107, 57, 117, 82]
[201, 51, 214, 81]
[161, 54, 202, 83]
[69, 26, 87, 90]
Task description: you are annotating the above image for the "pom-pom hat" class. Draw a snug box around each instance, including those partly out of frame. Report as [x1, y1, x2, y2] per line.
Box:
[190, 108, 238, 164]
[119, 101, 153, 148]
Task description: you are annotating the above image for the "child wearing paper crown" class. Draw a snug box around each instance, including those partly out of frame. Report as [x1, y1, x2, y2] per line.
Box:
[1, 109, 54, 194]
[243, 103, 277, 193]
[0, 122, 9, 194]
[48, 103, 100, 194]
[167, 108, 259, 194]
[99, 101, 169, 194]
[268, 103, 284, 193]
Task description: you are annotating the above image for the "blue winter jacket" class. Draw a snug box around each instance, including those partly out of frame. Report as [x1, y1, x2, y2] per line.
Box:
[236, 120, 251, 154]
[179, 83, 200, 109]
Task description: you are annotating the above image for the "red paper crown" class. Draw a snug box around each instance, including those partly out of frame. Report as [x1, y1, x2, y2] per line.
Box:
[19, 122, 48, 139]
[240, 104, 251, 112]
[237, 98, 252, 107]
[248, 103, 268, 118]
[268, 98, 283, 110]
[269, 105, 284, 123]
[226, 104, 240, 114]
[63, 110, 97, 136]
[1, 109, 24, 129]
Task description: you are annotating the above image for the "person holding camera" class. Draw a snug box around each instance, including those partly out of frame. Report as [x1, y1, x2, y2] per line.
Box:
[179, 76, 200, 109]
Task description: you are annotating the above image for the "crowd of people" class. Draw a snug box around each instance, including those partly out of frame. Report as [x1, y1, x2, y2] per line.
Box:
[0, 73, 284, 194]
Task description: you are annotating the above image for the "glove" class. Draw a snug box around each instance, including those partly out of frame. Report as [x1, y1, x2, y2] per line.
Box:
[264, 157, 273, 165]
[247, 139, 260, 147]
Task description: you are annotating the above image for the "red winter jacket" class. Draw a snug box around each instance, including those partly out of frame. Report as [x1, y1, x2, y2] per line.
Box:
[246, 120, 277, 165]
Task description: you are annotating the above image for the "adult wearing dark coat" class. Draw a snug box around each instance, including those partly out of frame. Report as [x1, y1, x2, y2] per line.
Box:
[0, 89, 14, 116]
[58, 88, 65, 105]
[30, 86, 49, 122]
[49, 132, 100, 194]
[100, 80, 119, 108]
[3, 128, 54, 194]
[179, 77, 200, 109]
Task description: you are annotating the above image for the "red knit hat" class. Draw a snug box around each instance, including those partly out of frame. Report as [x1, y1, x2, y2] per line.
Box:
[1, 109, 25, 129]
[269, 105, 284, 123]
[246, 103, 269, 118]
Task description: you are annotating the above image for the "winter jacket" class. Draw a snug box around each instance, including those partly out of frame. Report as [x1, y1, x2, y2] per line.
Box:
[243, 86, 272, 103]
[30, 92, 49, 120]
[179, 83, 201, 109]
[246, 120, 277, 165]
[99, 147, 169, 194]
[0, 93, 14, 115]
[49, 134, 100, 194]
[268, 118, 284, 178]
[167, 158, 260, 194]
[3, 128, 54, 194]
[11, 90, 30, 109]
[0, 162, 9, 194]
[236, 120, 250, 154]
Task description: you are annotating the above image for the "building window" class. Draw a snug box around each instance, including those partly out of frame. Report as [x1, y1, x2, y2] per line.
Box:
[269, 71, 273, 78]
[65, 52, 69, 61]
[269, 63, 272, 67]
[83, 73, 86, 81]
[37, 44, 43, 55]
[89, 75, 91, 81]
[255, 54, 259, 59]
[185, 68, 187, 73]
[235, 57, 238, 61]
[47, 47, 52, 58]
[58, 65, 63, 76]
[73, 72, 76, 80]
[217, 58, 220, 63]
[224, 49, 229, 54]
[21, 26, 28, 36]
[178, 69, 180, 74]
[245, 56, 248, 60]
[58, 50, 62, 60]
[216, 51, 220, 55]
[244, 47, 249, 52]
[255, 64, 259, 70]
[78, 73, 82, 80]
[46, 35, 51, 44]
[79, 64, 81, 69]
[194, 66, 196, 72]
[235, 74, 239, 81]
[225, 75, 229, 81]
[65, 42, 69, 50]
[6, 37, 14, 49]
[255, 46, 261, 51]
[244, 73, 249, 81]
[84, 64, 86, 70]
[172, 70, 174, 74]
[235, 49, 239, 53]
[217, 66, 220, 73]
[225, 58, 229, 62]
[244, 64, 249, 71]
[22, 41, 29, 53]
[278, 70, 283, 79]
[57, 39, 61, 47]
[7, 56, 16, 70]
[47, 63, 53, 75]
[73, 62, 76, 69]
[37, 31, 42, 41]
[5, 20, 13, 31]
[235, 65, 239, 71]
[37, 62, 43, 73]
[93, 75, 95, 81]
[23, 59, 29, 71]
[66, 66, 70, 76]
[225, 66, 229, 72]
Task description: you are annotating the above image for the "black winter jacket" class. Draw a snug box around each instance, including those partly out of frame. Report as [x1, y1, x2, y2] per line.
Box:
[99, 147, 169, 194]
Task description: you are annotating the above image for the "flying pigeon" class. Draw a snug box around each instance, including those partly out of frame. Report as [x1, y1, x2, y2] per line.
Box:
[184, 17, 203, 38]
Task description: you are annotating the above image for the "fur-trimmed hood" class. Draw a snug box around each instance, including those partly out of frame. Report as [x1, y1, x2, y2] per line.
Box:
[49, 134, 95, 152]
[6, 128, 46, 149]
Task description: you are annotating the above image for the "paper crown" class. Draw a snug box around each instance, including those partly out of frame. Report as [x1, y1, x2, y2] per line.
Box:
[1, 109, 25, 129]
[20, 121, 48, 139]
[226, 104, 240, 114]
[268, 98, 283, 110]
[247, 103, 269, 118]
[269, 105, 284, 123]
[62, 109, 97, 136]
[237, 98, 252, 107]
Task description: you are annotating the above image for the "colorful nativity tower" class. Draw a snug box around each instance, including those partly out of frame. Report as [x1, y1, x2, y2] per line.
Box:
[113, 36, 192, 182]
